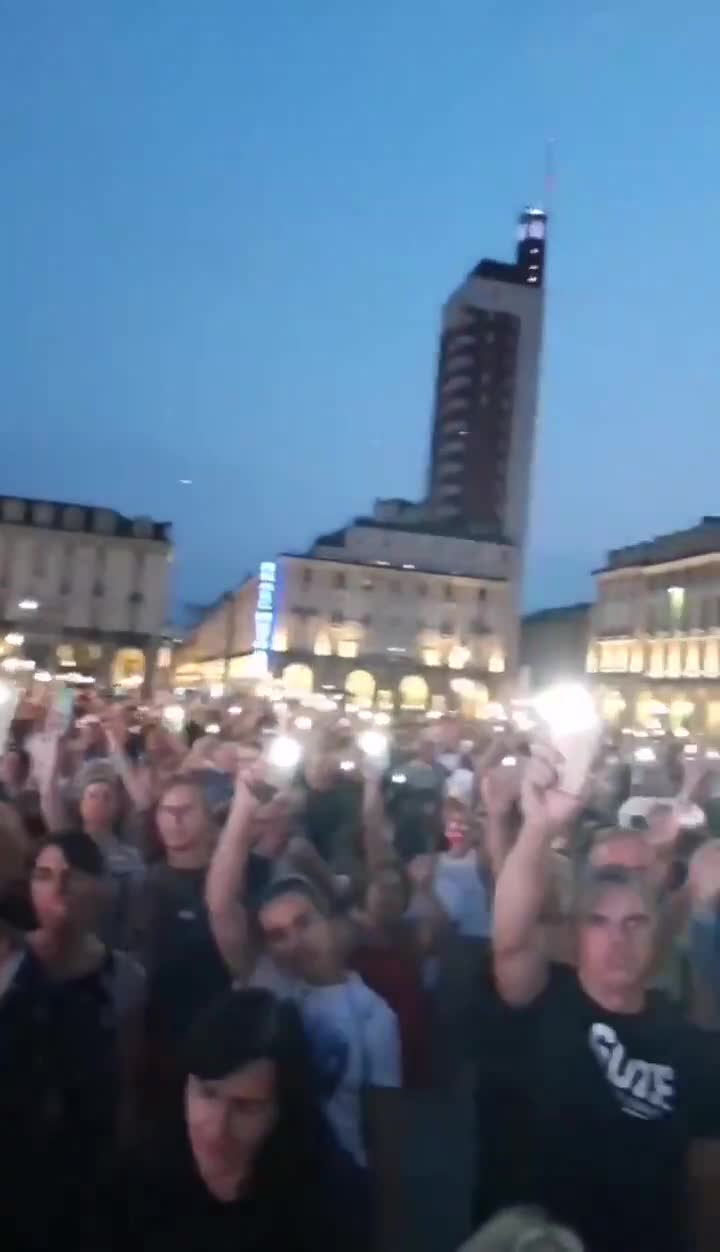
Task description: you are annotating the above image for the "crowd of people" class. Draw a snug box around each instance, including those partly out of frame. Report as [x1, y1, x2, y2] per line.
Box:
[2, 686, 720, 1251]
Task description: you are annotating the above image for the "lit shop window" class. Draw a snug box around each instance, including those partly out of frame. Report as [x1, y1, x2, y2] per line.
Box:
[399, 675, 429, 710]
[684, 642, 700, 678]
[629, 643, 644, 673]
[337, 639, 358, 659]
[345, 670, 375, 707]
[282, 663, 313, 693]
[313, 632, 332, 657]
[666, 643, 681, 679]
[448, 645, 470, 670]
[271, 627, 288, 653]
[705, 639, 720, 678]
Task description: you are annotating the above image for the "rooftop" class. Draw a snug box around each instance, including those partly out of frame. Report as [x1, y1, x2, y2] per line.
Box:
[0, 495, 171, 543]
[599, 517, 720, 572]
[313, 516, 511, 549]
[522, 602, 592, 625]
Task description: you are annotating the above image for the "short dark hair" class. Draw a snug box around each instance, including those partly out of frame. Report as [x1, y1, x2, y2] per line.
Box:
[34, 831, 105, 878]
[256, 873, 331, 919]
[184, 987, 305, 1081]
[573, 864, 659, 921]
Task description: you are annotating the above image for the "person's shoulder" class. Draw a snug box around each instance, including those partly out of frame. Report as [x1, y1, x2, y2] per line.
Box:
[346, 971, 398, 1025]
[518, 961, 580, 1016]
[248, 955, 300, 1000]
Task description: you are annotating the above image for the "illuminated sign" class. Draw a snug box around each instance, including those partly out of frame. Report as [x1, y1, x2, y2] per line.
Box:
[254, 562, 277, 654]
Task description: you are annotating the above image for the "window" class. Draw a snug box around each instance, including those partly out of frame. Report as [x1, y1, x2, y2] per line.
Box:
[128, 590, 144, 605]
[440, 620, 453, 637]
[93, 581, 105, 598]
[417, 583, 427, 597]
[337, 639, 358, 659]
[333, 572, 346, 590]
[444, 584, 454, 601]
[361, 578, 374, 592]
[33, 503, 53, 527]
[302, 567, 313, 588]
[93, 510, 116, 535]
[63, 507, 83, 531]
[390, 579, 401, 594]
[3, 499, 24, 522]
[422, 648, 440, 667]
[477, 588, 487, 603]
[331, 610, 344, 625]
[448, 645, 470, 670]
[314, 632, 332, 656]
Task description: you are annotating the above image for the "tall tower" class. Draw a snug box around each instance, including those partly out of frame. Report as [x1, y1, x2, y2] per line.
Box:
[427, 207, 547, 557]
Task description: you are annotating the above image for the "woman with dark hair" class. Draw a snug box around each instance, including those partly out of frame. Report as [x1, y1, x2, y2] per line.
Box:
[103, 987, 351, 1251]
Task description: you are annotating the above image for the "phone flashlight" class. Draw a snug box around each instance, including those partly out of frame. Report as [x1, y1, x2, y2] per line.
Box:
[633, 746, 656, 763]
[357, 730, 389, 763]
[531, 682, 602, 797]
[265, 734, 303, 772]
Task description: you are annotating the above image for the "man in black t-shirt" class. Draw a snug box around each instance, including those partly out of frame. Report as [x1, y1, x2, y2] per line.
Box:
[492, 748, 720, 1252]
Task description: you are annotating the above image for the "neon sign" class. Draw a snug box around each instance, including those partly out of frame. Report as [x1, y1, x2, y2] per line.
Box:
[253, 561, 277, 655]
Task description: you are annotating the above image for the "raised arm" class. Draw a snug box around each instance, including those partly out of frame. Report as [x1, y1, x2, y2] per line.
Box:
[361, 769, 392, 870]
[105, 725, 154, 815]
[36, 732, 69, 833]
[480, 762, 520, 881]
[493, 748, 582, 1007]
[205, 770, 259, 981]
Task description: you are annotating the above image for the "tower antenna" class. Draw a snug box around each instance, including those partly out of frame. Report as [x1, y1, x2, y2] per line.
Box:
[543, 138, 556, 214]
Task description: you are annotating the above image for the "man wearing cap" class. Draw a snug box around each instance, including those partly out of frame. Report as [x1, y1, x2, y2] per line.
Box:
[492, 748, 720, 1252]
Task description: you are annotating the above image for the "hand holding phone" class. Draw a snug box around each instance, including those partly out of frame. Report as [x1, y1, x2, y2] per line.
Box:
[530, 683, 602, 798]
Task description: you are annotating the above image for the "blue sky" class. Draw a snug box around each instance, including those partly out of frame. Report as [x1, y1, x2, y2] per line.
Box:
[2, 1, 719, 617]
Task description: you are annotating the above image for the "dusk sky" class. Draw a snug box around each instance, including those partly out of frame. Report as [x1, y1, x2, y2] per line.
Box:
[2, 2, 719, 619]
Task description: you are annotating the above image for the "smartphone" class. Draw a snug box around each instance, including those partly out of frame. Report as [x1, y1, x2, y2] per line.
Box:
[532, 683, 603, 797]
[53, 687, 75, 734]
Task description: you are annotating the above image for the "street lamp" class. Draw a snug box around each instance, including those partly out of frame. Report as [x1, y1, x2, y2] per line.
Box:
[18, 599, 39, 612]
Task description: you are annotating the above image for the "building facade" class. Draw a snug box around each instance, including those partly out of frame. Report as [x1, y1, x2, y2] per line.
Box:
[588, 517, 720, 733]
[174, 516, 514, 715]
[0, 496, 173, 689]
[426, 207, 547, 555]
[520, 602, 591, 691]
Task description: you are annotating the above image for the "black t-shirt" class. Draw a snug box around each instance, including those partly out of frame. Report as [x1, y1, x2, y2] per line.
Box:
[137, 864, 229, 1046]
[508, 964, 720, 1252]
[96, 1129, 350, 1252]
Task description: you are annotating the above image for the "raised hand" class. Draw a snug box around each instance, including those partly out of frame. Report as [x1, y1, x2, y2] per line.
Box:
[481, 762, 521, 820]
[521, 743, 587, 834]
[687, 839, 720, 908]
